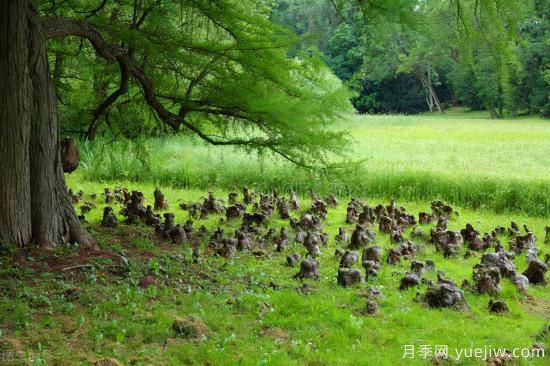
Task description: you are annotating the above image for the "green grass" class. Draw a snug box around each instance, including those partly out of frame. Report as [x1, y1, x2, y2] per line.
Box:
[78, 110, 550, 216]
[2, 110, 549, 365]
[1, 179, 549, 365]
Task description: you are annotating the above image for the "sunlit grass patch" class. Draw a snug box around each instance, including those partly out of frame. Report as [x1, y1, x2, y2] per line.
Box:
[78, 111, 550, 216]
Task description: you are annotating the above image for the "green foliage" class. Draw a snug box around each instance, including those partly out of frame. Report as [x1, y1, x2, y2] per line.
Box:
[512, 0, 550, 117]
[271, 0, 549, 117]
[324, 23, 363, 81]
[271, 0, 340, 51]
[0, 240, 17, 256]
[354, 74, 428, 114]
[42, 0, 354, 167]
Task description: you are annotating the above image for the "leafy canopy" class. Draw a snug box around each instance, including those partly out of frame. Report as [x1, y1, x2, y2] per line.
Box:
[42, 0, 354, 167]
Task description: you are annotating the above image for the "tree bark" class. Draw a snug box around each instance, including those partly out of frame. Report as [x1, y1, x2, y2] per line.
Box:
[52, 51, 65, 90]
[0, 1, 96, 249]
[0, 1, 32, 247]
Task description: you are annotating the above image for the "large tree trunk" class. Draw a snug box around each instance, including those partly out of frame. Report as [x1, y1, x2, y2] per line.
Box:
[0, 1, 96, 249]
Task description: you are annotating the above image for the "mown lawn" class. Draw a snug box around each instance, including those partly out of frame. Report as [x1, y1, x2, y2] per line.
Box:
[1, 177, 549, 365]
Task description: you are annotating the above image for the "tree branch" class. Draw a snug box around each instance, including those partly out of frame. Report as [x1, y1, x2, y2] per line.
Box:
[133, 0, 162, 30]
[42, 16, 306, 165]
[75, 0, 108, 19]
[87, 56, 129, 138]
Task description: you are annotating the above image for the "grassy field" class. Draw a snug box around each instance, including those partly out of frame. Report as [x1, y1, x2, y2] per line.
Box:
[1, 111, 549, 365]
[78, 110, 550, 216]
[0, 178, 549, 365]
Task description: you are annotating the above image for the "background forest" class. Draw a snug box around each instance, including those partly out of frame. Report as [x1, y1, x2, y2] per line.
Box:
[273, 0, 549, 117]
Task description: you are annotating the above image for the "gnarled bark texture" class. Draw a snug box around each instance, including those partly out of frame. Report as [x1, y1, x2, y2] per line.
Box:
[0, 1, 96, 249]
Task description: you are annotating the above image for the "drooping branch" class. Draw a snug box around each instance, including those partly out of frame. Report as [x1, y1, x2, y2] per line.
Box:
[41, 7, 342, 168]
[193, 1, 240, 42]
[42, 17, 290, 151]
[174, 56, 219, 117]
[185, 57, 220, 102]
[87, 56, 129, 138]
[156, 94, 256, 122]
[270, 146, 312, 168]
[131, 0, 162, 30]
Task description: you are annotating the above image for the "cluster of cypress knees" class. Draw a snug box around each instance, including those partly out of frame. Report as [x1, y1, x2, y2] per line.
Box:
[69, 186, 549, 314]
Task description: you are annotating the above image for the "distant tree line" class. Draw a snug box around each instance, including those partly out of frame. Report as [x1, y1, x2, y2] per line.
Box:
[273, 0, 550, 117]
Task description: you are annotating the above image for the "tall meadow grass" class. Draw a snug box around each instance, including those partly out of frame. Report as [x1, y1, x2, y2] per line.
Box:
[77, 112, 550, 216]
